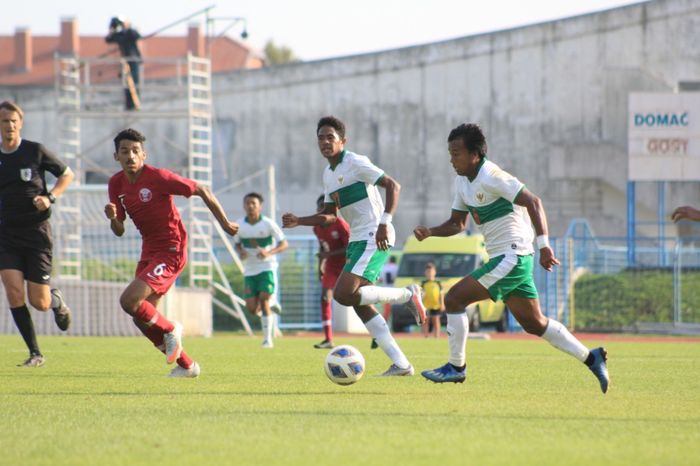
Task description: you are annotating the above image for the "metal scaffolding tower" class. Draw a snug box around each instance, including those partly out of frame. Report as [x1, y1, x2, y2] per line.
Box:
[53, 54, 214, 287]
[54, 58, 83, 279]
[187, 57, 214, 288]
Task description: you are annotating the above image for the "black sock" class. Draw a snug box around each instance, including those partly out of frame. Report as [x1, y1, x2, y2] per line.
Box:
[450, 363, 466, 371]
[10, 305, 41, 356]
[584, 352, 595, 366]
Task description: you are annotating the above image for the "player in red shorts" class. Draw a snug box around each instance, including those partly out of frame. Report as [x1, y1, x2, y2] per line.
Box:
[312, 195, 349, 349]
[104, 128, 239, 377]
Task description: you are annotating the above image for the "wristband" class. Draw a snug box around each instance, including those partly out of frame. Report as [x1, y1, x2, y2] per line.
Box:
[536, 234, 550, 250]
[380, 212, 393, 225]
[47, 193, 56, 204]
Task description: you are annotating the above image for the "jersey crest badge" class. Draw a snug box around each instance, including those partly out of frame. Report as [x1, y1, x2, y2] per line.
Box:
[337, 175, 344, 184]
[476, 192, 485, 203]
[20, 168, 32, 181]
[139, 188, 153, 202]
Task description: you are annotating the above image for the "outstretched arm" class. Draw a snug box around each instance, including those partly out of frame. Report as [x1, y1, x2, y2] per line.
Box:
[672, 205, 700, 223]
[194, 184, 239, 236]
[414, 209, 469, 241]
[514, 188, 560, 272]
[283, 203, 338, 228]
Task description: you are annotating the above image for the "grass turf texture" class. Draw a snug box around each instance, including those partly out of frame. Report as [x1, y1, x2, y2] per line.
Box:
[2, 335, 699, 466]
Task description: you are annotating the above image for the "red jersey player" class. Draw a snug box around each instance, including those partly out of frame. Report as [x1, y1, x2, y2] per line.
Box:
[104, 128, 238, 377]
[312, 195, 349, 349]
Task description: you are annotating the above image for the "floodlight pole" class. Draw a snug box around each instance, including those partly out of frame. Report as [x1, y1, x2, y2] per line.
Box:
[206, 16, 249, 55]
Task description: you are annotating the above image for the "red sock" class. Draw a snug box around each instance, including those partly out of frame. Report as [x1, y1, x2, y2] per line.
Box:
[383, 303, 392, 321]
[133, 301, 174, 333]
[133, 317, 193, 369]
[176, 352, 193, 369]
[322, 300, 333, 341]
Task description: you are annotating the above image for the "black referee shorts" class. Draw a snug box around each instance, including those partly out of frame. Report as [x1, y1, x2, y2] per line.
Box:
[0, 221, 53, 284]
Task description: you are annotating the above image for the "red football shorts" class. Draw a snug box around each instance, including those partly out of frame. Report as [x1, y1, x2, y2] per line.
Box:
[136, 249, 187, 295]
[321, 265, 343, 290]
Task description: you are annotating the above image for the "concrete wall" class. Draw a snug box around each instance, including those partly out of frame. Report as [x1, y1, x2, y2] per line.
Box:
[5, 0, 700, 242]
[210, 0, 700, 240]
[0, 282, 213, 337]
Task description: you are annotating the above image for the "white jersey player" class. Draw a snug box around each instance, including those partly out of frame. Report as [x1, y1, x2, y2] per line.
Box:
[414, 123, 610, 393]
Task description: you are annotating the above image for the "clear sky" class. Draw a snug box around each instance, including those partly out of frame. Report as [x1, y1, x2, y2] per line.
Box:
[1, 0, 645, 61]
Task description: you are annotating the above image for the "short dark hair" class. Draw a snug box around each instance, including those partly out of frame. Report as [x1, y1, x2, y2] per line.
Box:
[425, 261, 436, 269]
[244, 192, 264, 203]
[317, 116, 345, 139]
[114, 128, 146, 151]
[0, 101, 24, 120]
[448, 123, 487, 158]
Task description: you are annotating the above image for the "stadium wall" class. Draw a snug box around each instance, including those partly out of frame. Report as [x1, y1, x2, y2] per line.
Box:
[208, 0, 700, 240]
[3, 0, 700, 243]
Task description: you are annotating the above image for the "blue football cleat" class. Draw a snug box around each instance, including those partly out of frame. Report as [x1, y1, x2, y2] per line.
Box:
[421, 362, 466, 384]
[587, 347, 609, 394]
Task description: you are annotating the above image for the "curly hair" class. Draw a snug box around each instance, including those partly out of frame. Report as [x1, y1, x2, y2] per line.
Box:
[113, 128, 146, 151]
[316, 116, 346, 139]
[448, 123, 487, 158]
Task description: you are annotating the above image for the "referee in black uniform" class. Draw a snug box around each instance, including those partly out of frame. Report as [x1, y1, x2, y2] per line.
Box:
[0, 101, 75, 367]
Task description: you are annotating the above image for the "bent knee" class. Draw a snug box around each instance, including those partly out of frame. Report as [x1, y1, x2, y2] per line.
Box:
[444, 292, 466, 312]
[333, 290, 355, 307]
[29, 296, 51, 311]
[119, 294, 141, 315]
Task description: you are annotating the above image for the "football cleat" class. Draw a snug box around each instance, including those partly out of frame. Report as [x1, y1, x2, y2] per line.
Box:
[586, 347, 610, 394]
[261, 339, 274, 349]
[168, 362, 201, 378]
[404, 284, 427, 325]
[164, 322, 183, 364]
[51, 288, 71, 331]
[313, 339, 334, 349]
[421, 362, 466, 383]
[380, 363, 415, 376]
[18, 354, 45, 368]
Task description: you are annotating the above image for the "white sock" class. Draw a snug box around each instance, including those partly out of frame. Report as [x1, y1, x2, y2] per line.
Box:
[447, 312, 469, 367]
[261, 315, 273, 342]
[358, 286, 412, 305]
[364, 314, 410, 369]
[541, 319, 589, 362]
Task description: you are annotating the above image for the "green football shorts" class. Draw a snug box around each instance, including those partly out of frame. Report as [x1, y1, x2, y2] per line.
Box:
[470, 253, 538, 301]
[343, 240, 390, 284]
[244, 270, 275, 298]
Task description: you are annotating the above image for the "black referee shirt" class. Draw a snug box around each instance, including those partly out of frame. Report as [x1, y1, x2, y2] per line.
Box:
[0, 139, 68, 227]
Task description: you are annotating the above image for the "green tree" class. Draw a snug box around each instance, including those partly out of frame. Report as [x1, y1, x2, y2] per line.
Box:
[264, 40, 300, 65]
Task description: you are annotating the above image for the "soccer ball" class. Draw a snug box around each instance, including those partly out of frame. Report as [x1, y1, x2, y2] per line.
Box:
[324, 345, 365, 385]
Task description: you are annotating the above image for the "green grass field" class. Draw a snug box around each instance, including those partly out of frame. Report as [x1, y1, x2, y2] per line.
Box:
[2, 334, 699, 466]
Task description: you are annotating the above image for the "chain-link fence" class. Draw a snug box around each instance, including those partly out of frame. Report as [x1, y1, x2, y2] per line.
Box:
[534, 220, 700, 334]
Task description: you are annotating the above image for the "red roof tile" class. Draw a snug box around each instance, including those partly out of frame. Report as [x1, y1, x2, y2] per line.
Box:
[0, 34, 263, 86]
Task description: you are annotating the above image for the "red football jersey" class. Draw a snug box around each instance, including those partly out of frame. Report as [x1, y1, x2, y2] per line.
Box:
[313, 217, 350, 271]
[108, 165, 197, 255]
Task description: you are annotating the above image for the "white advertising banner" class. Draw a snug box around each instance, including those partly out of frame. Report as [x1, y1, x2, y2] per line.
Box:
[628, 92, 700, 181]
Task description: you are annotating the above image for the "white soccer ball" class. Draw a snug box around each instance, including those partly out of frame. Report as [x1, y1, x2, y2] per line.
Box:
[324, 345, 365, 385]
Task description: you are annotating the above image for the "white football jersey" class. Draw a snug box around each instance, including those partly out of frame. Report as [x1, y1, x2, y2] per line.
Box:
[234, 215, 286, 276]
[451, 159, 534, 257]
[323, 150, 395, 245]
